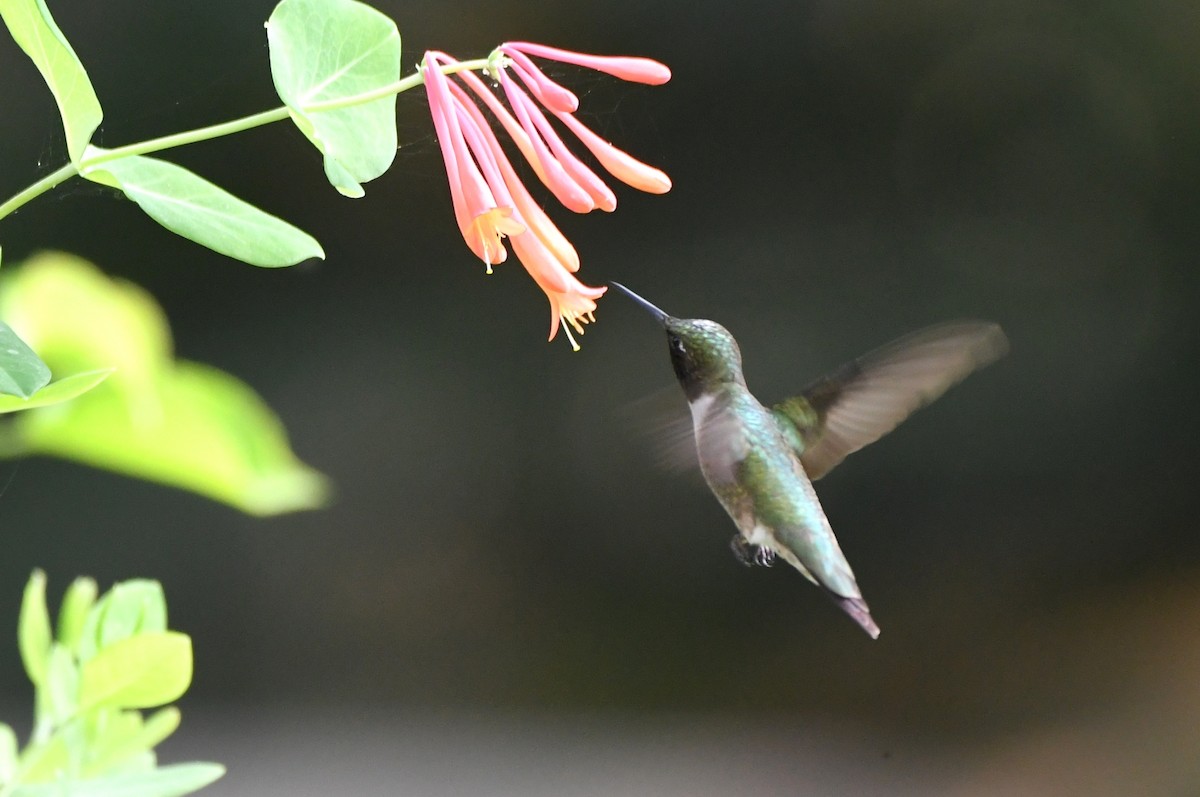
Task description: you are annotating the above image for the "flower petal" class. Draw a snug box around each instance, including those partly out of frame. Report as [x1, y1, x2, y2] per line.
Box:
[511, 231, 606, 346]
[450, 86, 582, 273]
[510, 229, 572, 294]
[500, 72, 595, 213]
[510, 85, 617, 212]
[424, 53, 504, 264]
[505, 41, 671, 85]
[554, 109, 672, 194]
[500, 46, 579, 113]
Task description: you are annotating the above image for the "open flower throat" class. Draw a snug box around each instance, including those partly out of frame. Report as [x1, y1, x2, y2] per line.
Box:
[422, 43, 671, 350]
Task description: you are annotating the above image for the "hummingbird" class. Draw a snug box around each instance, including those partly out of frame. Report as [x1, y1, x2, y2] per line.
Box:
[611, 282, 1008, 638]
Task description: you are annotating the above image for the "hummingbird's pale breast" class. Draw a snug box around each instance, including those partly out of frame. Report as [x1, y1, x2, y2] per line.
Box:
[690, 384, 867, 608]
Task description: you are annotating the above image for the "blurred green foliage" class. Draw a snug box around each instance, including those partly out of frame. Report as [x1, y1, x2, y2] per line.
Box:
[1, 571, 223, 797]
[0, 253, 330, 514]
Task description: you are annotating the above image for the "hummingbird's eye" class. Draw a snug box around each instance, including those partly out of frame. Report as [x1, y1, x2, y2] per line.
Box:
[669, 335, 686, 354]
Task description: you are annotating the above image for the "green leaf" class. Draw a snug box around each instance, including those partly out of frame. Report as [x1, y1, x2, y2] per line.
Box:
[18, 570, 52, 686]
[0, 368, 112, 413]
[11, 763, 224, 797]
[0, 253, 330, 514]
[9, 361, 331, 515]
[16, 735, 69, 784]
[0, 321, 51, 398]
[0, 722, 17, 784]
[78, 581, 167, 662]
[81, 152, 324, 267]
[134, 709, 180, 756]
[0, 253, 167, 415]
[83, 708, 180, 778]
[56, 576, 98, 653]
[0, 0, 103, 162]
[267, 0, 400, 198]
[44, 644, 79, 725]
[83, 708, 143, 768]
[78, 632, 192, 712]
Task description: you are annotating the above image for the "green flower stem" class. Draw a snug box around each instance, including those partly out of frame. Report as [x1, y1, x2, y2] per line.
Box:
[85, 107, 292, 167]
[0, 57, 495, 223]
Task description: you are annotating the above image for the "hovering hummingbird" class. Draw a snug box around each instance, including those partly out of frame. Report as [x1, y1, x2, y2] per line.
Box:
[611, 283, 1008, 638]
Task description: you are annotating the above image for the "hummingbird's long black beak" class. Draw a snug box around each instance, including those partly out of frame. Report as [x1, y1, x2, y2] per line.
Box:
[610, 282, 670, 325]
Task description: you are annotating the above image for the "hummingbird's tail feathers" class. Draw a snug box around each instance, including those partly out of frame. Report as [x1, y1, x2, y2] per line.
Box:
[830, 593, 881, 639]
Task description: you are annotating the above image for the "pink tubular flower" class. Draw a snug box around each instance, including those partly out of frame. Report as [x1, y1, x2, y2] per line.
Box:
[421, 43, 670, 348]
[510, 232, 607, 351]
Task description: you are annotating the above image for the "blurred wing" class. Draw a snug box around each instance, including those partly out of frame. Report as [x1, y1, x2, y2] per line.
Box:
[773, 321, 1009, 480]
[620, 387, 700, 473]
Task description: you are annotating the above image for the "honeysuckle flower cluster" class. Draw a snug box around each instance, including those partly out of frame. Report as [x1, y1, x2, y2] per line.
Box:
[423, 42, 671, 350]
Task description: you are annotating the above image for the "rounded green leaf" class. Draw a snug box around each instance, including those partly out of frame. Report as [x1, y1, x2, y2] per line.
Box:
[81, 153, 324, 267]
[268, 0, 401, 197]
[18, 570, 52, 686]
[78, 632, 192, 712]
[0, 0, 104, 162]
[0, 321, 52, 398]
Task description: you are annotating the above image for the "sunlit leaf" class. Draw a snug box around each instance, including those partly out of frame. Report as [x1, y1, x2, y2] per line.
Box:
[16, 735, 69, 785]
[0, 0, 103, 162]
[11, 762, 224, 797]
[0, 253, 164, 411]
[83, 708, 181, 778]
[0, 369, 112, 413]
[84, 709, 143, 764]
[44, 644, 78, 726]
[8, 361, 331, 515]
[0, 253, 330, 514]
[0, 723, 16, 784]
[78, 581, 167, 663]
[78, 632, 192, 712]
[81, 152, 324, 267]
[57, 577, 98, 653]
[18, 570, 52, 686]
[0, 321, 51, 398]
[267, 0, 400, 197]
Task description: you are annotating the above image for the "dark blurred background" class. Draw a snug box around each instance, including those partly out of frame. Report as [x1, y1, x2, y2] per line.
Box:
[2, 1, 1199, 794]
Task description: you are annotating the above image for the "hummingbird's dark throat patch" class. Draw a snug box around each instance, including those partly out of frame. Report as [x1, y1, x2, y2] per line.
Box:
[667, 335, 705, 401]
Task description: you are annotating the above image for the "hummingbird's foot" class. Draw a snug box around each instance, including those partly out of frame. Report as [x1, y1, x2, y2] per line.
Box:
[729, 535, 756, 567]
[730, 535, 777, 568]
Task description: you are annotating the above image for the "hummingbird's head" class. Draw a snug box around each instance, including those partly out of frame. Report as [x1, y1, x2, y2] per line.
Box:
[610, 283, 745, 400]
